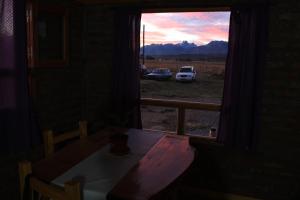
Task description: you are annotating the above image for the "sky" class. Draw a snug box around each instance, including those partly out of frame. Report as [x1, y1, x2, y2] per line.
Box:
[141, 12, 230, 46]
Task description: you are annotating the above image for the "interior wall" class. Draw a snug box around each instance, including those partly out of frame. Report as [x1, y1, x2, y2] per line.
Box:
[32, 1, 114, 133]
[31, 1, 85, 132]
[82, 5, 114, 132]
[260, 0, 300, 158]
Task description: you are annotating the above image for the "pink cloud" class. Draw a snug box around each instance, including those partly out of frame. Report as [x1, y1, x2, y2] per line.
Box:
[142, 13, 184, 30]
[140, 31, 166, 44]
[181, 24, 229, 44]
[141, 12, 230, 45]
[174, 12, 211, 21]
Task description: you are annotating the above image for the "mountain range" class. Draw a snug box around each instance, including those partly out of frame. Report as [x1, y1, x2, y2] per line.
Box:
[141, 40, 228, 56]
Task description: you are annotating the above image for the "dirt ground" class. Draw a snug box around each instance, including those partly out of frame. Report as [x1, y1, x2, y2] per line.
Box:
[141, 59, 225, 136]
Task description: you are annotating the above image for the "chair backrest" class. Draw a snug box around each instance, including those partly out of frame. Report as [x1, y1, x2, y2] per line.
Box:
[43, 120, 88, 157]
[18, 161, 81, 200]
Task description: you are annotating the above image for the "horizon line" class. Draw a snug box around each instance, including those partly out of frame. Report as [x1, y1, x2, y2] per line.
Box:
[140, 40, 228, 47]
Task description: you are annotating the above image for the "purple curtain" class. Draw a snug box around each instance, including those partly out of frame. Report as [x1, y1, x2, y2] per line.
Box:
[217, 5, 268, 150]
[0, 0, 40, 152]
[110, 9, 142, 129]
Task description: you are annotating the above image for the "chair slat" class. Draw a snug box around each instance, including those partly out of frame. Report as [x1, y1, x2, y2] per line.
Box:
[43, 120, 88, 157]
[19, 161, 81, 200]
[30, 177, 66, 199]
[53, 130, 80, 144]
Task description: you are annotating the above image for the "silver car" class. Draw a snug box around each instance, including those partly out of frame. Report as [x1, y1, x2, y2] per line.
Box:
[145, 68, 172, 80]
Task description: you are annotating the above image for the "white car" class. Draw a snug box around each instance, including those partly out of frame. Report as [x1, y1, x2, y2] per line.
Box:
[176, 66, 196, 82]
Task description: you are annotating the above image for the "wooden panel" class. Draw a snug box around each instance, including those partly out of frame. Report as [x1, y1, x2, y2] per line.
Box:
[141, 98, 221, 111]
[107, 134, 195, 200]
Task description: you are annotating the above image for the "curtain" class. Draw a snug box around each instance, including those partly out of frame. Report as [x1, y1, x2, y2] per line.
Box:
[217, 5, 268, 150]
[0, 0, 40, 152]
[110, 9, 142, 129]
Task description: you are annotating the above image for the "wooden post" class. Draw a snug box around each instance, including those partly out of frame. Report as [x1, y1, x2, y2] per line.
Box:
[79, 120, 87, 138]
[177, 107, 185, 135]
[43, 130, 54, 157]
[142, 24, 145, 65]
[18, 161, 32, 200]
[65, 180, 81, 200]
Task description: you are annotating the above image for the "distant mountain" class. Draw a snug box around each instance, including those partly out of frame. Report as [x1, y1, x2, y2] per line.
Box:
[140, 40, 228, 56]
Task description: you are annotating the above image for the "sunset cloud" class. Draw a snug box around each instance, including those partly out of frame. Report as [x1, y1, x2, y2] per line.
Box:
[141, 12, 230, 45]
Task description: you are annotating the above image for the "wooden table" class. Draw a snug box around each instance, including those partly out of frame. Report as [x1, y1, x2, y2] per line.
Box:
[32, 128, 195, 200]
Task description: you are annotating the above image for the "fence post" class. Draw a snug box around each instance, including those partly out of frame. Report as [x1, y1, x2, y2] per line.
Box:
[177, 107, 185, 135]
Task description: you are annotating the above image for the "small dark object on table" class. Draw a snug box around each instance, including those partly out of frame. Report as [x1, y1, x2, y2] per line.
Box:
[109, 134, 130, 155]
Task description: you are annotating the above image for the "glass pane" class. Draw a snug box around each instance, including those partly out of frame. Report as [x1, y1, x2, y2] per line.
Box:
[185, 110, 220, 137]
[141, 105, 177, 133]
[38, 14, 63, 60]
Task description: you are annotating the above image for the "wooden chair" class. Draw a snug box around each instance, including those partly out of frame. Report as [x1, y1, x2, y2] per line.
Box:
[18, 160, 81, 200]
[43, 120, 87, 157]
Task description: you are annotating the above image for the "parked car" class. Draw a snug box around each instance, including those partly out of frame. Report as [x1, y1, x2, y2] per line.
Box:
[175, 66, 196, 82]
[145, 68, 172, 80]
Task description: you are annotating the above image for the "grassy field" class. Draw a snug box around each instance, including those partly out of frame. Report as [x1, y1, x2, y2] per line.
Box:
[140, 59, 225, 136]
[143, 59, 226, 76]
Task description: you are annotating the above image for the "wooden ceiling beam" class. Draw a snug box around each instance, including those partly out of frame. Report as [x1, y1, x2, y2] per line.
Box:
[76, 0, 231, 12]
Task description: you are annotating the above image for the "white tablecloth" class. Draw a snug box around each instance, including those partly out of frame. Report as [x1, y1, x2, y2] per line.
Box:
[52, 129, 164, 200]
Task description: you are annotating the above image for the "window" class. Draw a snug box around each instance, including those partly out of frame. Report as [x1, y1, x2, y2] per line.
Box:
[26, 1, 69, 67]
[140, 10, 230, 137]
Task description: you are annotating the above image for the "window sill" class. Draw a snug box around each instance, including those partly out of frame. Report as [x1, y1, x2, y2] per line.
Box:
[187, 134, 223, 147]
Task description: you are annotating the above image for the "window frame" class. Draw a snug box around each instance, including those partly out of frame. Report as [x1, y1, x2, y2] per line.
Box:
[26, 1, 69, 68]
[139, 7, 230, 138]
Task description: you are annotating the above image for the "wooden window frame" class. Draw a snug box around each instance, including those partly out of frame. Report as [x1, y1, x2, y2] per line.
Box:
[26, 1, 69, 68]
[142, 7, 230, 13]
